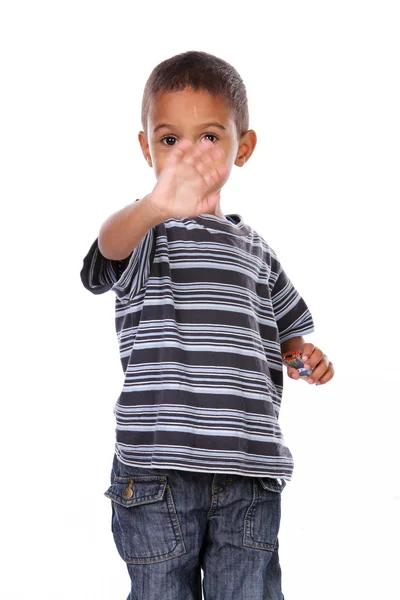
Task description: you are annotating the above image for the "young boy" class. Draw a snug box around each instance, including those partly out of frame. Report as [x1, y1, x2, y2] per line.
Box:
[80, 50, 334, 600]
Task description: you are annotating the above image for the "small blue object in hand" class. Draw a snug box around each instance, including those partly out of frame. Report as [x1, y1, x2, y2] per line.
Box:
[282, 350, 314, 379]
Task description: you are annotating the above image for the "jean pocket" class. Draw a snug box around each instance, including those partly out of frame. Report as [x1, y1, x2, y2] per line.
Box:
[104, 474, 186, 564]
[243, 477, 284, 551]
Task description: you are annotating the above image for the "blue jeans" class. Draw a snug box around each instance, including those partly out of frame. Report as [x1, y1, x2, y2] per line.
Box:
[104, 453, 286, 600]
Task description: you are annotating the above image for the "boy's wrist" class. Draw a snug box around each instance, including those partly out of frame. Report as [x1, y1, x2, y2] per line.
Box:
[280, 336, 304, 355]
[140, 193, 171, 226]
[139, 193, 170, 227]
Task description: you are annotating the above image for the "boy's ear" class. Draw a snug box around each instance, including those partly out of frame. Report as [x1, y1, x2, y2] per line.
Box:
[234, 129, 257, 167]
[138, 131, 152, 166]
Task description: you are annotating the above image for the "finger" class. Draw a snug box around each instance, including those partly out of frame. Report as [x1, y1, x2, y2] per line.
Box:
[300, 343, 315, 363]
[182, 140, 224, 169]
[207, 143, 225, 161]
[302, 347, 323, 370]
[198, 137, 223, 157]
[194, 142, 227, 174]
[287, 366, 300, 380]
[181, 146, 198, 168]
[200, 163, 228, 195]
[196, 154, 227, 185]
[194, 151, 215, 174]
[164, 139, 192, 167]
[172, 138, 192, 157]
[315, 363, 335, 386]
[305, 357, 330, 384]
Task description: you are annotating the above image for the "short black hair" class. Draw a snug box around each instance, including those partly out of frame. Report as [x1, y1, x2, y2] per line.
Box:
[141, 50, 249, 140]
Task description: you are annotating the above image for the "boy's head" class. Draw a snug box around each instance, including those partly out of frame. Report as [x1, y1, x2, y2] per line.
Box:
[138, 51, 256, 187]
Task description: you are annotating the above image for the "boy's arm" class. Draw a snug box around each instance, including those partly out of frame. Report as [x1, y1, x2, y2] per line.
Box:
[280, 336, 305, 355]
[98, 194, 164, 261]
[80, 195, 160, 298]
[269, 248, 315, 348]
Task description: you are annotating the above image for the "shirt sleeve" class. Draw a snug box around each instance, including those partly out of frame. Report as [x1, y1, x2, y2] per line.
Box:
[269, 248, 315, 344]
[80, 224, 156, 303]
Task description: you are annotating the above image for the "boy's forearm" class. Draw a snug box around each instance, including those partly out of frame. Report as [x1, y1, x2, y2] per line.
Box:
[280, 336, 304, 355]
[98, 194, 163, 261]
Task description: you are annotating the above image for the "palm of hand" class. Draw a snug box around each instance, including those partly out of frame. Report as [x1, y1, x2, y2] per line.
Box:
[151, 139, 228, 219]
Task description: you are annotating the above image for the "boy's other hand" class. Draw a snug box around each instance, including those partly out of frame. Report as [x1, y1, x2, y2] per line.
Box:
[286, 343, 335, 386]
[147, 138, 229, 220]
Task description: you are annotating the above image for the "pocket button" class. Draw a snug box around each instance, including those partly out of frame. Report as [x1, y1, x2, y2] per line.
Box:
[122, 479, 134, 499]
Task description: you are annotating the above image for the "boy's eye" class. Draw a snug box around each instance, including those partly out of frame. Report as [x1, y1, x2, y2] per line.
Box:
[160, 136, 177, 146]
[202, 134, 218, 143]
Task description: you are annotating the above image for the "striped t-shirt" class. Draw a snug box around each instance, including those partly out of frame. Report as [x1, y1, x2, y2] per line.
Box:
[80, 201, 315, 481]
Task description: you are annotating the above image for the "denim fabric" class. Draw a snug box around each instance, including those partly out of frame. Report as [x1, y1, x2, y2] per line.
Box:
[104, 453, 286, 600]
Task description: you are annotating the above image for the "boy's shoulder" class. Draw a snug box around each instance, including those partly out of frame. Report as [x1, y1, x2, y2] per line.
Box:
[237, 217, 277, 260]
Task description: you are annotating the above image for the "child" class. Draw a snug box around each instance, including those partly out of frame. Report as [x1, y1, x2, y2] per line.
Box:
[80, 50, 334, 600]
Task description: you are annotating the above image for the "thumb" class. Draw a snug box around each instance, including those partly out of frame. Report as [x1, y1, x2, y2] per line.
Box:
[287, 366, 300, 380]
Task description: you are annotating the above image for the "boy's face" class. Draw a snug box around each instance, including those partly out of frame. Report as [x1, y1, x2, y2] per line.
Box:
[138, 88, 256, 192]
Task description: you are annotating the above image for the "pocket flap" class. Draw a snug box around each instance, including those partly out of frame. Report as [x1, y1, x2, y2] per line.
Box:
[104, 474, 168, 508]
[257, 477, 287, 493]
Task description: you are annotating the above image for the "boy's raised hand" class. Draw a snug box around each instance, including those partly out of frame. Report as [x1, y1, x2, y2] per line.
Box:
[147, 138, 229, 220]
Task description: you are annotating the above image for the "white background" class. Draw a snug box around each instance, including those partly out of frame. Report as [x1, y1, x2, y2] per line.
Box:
[1, 1, 399, 598]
